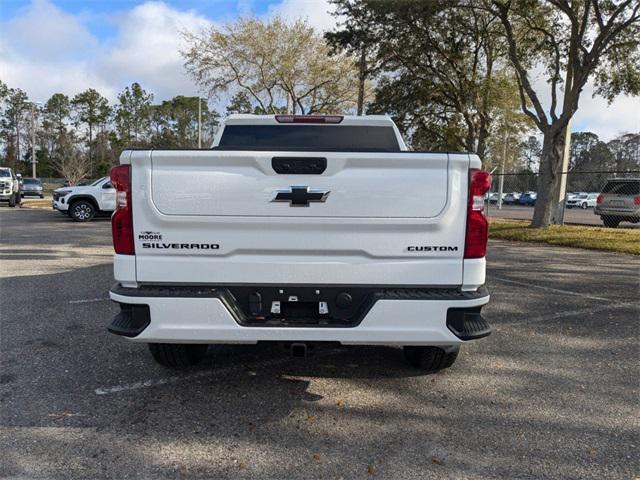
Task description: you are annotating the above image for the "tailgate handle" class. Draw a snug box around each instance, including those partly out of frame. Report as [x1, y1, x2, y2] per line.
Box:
[272, 157, 327, 175]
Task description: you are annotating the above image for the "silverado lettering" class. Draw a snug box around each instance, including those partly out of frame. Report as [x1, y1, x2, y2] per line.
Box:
[142, 243, 219, 249]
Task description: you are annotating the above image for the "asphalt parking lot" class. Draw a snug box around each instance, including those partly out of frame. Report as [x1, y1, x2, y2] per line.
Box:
[1, 208, 638, 479]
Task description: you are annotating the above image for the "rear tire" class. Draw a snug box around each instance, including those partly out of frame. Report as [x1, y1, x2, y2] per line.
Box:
[603, 217, 620, 228]
[403, 346, 459, 373]
[69, 200, 95, 222]
[148, 343, 208, 369]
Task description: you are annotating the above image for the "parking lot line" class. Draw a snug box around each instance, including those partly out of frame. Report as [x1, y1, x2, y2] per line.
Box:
[68, 298, 110, 304]
[492, 276, 611, 301]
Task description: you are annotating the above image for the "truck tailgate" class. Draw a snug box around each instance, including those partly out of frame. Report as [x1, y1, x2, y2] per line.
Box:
[130, 150, 470, 286]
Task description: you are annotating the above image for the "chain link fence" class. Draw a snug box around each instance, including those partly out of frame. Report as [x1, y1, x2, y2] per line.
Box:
[486, 170, 640, 229]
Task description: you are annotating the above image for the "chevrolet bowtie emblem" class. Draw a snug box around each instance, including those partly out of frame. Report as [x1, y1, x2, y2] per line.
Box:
[271, 186, 330, 207]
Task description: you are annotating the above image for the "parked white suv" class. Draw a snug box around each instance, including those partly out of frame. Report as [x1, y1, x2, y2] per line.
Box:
[566, 192, 598, 209]
[52, 176, 116, 221]
[0, 167, 22, 207]
[108, 115, 492, 372]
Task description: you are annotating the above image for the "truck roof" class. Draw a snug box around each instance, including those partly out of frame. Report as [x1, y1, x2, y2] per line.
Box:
[224, 114, 396, 128]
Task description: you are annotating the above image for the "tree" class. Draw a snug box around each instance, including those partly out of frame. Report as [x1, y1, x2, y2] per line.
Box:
[325, 0, 381, 115]
[485, 0, 640, 227]
[182, 17, 361, 114]
[225, 91, 254, 115]
[115, 83, 153, 146]
[71, 89, 110, 173]
[41, 94, 71, 162]
[608, 133, 640, 171]
[50, 133, 91, 185]
[520, 135, 542, 172]
[0, 84, 30, 168]
[360, 1, 532, 159]
[149, 96, 220, 148]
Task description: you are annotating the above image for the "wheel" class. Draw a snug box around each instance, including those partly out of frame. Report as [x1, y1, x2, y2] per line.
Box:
[148, 343, 208, 369]
[403, 346, 459, 372]
[581, 202, 588, 209]
[602, 217, 620, 228]
[39, 194, 44, 199]
[8, 194, 16, 207]
[69, 200, 95, 222]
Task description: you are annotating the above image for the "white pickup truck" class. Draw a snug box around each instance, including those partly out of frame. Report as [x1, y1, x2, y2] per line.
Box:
[108, 115, 491, 372]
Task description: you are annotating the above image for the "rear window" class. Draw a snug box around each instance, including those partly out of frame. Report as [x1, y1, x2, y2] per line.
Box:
[602, 180, 640, 195]
[217, 125, 401, 152]
[23, 178, 41, 185]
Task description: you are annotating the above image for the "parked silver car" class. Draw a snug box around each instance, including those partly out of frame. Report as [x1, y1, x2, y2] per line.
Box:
[594, 179, 640, 228]
[21, 178, 44, 198]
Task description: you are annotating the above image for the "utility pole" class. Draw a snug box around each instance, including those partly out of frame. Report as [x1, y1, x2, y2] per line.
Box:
[198, 97, 202, 149]
[31, 103, 37, 178]
[497, 131, 507, 210]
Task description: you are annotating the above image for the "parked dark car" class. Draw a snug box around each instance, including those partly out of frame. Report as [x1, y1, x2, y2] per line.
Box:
[519, 191, 537, 206]
[21, 178, 44, 198]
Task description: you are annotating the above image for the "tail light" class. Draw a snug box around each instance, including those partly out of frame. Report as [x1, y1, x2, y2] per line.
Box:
[464, 169, 491, 259]
[634, 196, 640, 206]
[275, 115, 343, 124]
[110, 165, 134, 255]
[597, 194, 604, 204]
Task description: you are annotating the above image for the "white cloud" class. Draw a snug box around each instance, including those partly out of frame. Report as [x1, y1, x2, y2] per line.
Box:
[96, 1, 213, 101]
[267, 0, 335, 31]
[4, 0, 97, 61]
[1, 0, 211, 103]
[571, 87, 640, 141]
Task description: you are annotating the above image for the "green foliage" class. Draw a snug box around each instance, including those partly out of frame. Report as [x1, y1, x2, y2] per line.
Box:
[0, 80, 221, 179]
[115, 82, 153, 146]
[338, 0, 533, 158]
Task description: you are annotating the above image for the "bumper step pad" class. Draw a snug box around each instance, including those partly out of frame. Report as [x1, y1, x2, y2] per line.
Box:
[446, 306, 491, 340]
[108, 304, 151, 337]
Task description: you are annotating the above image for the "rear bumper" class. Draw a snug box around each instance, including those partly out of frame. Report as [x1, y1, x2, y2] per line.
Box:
[108, 284, 490, 346]
[594, 206, 640, 218]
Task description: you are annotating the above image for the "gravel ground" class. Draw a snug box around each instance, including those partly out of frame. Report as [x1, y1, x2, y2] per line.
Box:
[1, 208, 638, 480]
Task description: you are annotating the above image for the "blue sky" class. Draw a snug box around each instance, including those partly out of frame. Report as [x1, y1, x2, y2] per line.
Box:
[1, 0, 638, 139]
